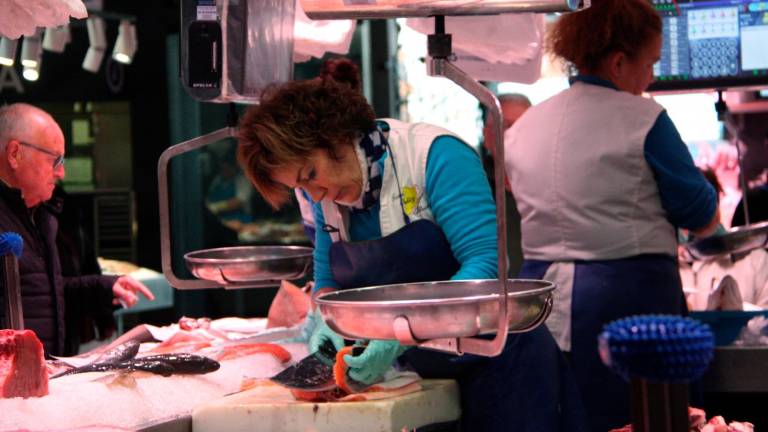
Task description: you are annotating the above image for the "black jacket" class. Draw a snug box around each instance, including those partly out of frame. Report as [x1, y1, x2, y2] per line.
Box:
[0, 182, 117, 356]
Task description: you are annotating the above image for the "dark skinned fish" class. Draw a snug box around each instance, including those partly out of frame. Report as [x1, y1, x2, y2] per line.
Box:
[137, 354, 221, 374]
[93, 340, 141, 364]
[51, 354, 220, 379]
[51, 359, 175, 378]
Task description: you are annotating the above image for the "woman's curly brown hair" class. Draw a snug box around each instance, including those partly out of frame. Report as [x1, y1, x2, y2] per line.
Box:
[547, 0, 661, 74]
[237, 79, 376, 209]
[319, 57, 361, 92]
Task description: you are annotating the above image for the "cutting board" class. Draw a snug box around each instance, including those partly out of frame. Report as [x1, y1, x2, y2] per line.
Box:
[192, 379, 460, 432]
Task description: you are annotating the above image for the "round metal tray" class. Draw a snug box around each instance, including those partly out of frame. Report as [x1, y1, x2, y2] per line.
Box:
[685, 221, 768, 260]
[315, 279, 554, 341]
[184, 246, 313, 284]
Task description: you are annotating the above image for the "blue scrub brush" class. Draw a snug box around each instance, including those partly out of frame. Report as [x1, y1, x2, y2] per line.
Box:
[599, 315, 715, 432]
[599, 315, 714, 382]
[0, 232, 23, 257]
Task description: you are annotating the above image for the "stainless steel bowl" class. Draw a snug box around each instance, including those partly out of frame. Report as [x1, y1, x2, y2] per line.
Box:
[184, 246, 313, 284]
[315, 279, 554, 341]
[685, 221, 768, 260]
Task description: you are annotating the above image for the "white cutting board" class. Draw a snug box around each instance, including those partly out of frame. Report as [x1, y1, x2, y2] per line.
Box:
[192, 379, 460, 432]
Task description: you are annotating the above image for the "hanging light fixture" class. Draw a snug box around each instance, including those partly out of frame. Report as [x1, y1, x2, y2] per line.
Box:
[112, 20, 137, 64]
[22, 59, 41, 81]
[82, 17, 106, 73]
[20, 29, 43, 69]
[0, 37, 18, 66]
[43, 25, 71, 53]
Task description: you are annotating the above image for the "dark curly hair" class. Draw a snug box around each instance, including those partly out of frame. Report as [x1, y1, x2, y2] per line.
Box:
[548, 0, 661, 74]
[319, 57, 361, 91]
[237, 79, 376, 209]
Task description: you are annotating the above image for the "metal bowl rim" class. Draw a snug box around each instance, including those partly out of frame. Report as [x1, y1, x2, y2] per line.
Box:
[685, 221, 768, 258]
[184, 245, 314, 264]
[315, 278, 555, 307]
[687, 221, 768, 243]
[724, 220, 768, 234]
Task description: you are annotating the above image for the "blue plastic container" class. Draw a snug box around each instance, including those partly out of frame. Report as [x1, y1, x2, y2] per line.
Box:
[689, 311, 768, 346]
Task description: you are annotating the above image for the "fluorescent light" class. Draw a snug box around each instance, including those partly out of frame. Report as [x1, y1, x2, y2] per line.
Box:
[43, 25, 71, 53]
[82, 17, 106, 73]
[112, 20, 137, 64]
[20, 30, 43, 68]
[23, 65, 40, 81]
[0, 37, 18, 66]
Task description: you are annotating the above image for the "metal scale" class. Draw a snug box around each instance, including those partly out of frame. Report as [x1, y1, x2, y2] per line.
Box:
[160, 0, 587, 357]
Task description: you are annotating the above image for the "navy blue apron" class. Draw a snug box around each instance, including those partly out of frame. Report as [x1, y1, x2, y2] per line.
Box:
[327, 213, 587, 431]
[519, 255, 685, 432]
[330, 218, 459, 288]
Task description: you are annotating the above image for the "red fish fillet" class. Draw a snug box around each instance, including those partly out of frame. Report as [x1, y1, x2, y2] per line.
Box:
[215, 343, 292, 362]
[267, 281, 310, 329]
[0, 329, 48, 398]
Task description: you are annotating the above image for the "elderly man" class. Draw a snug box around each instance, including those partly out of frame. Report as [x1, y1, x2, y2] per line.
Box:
[0, 103, 153, 356]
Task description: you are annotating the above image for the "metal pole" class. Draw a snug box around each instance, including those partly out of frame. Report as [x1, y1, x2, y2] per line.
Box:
[425, 16, 509, 356]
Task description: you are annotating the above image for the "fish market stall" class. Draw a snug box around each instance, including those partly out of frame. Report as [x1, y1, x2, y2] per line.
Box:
[0, 314, 465, 432]
[0, 0, 600, 430]
[0, 318, 460, 431]
[0, 318, 303, 431]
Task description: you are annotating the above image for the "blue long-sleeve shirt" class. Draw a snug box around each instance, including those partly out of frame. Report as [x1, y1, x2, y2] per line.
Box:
[573, 76, 717, 231]
[312, 135, 498, 290]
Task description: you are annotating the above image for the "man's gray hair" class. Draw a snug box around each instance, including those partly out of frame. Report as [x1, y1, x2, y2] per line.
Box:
[498, 93, 532, 108]
[0, 103, 41, 152]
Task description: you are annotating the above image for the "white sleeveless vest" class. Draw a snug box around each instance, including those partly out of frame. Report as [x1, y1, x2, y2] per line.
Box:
[321, 119, 465, 240]
[505, 81, 677, 261]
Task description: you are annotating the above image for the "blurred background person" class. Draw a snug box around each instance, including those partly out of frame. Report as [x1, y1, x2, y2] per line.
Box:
[205, 145, 255, 226]
[680, 168, 768, 310]
[731, 130, 768, 228]
[481, 93, 531, 276]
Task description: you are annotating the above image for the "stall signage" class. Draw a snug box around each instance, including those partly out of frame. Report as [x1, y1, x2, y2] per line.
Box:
[196, 0, 219, 21]
[0, 66, 24, 94]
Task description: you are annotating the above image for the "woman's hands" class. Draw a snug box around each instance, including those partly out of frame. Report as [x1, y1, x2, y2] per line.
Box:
[308, 307, 344, 353]
[343, 340, 408, 385]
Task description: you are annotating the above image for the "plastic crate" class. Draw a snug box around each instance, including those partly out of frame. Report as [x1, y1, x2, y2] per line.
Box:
[689, 311, 768, 346]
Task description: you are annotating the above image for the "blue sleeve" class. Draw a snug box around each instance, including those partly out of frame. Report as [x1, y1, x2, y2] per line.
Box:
[644, 111, 717, 230]
[426, 136, 498, 280]
[312, 202, 340, 291]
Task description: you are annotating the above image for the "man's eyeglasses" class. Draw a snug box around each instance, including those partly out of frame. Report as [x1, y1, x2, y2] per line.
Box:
[18, 141, 65, 169]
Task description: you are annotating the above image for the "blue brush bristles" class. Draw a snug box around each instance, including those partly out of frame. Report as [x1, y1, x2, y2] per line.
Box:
[598, 315, 714, 382]
[0, 232, 23, 258]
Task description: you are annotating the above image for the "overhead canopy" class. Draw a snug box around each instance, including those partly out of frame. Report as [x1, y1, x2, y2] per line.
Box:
[1, 0, 87, 39]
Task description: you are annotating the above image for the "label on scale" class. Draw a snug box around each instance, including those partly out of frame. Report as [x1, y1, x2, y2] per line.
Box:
[196, 0, 218, 21]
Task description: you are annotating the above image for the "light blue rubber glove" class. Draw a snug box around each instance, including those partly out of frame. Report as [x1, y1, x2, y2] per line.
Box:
[343, 340, 409, 385]
[714, 224, 728, 235]
[308, 308, 344, 354]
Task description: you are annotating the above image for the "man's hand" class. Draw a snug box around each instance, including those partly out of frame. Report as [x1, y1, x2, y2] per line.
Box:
[112, 275, 155, 308]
